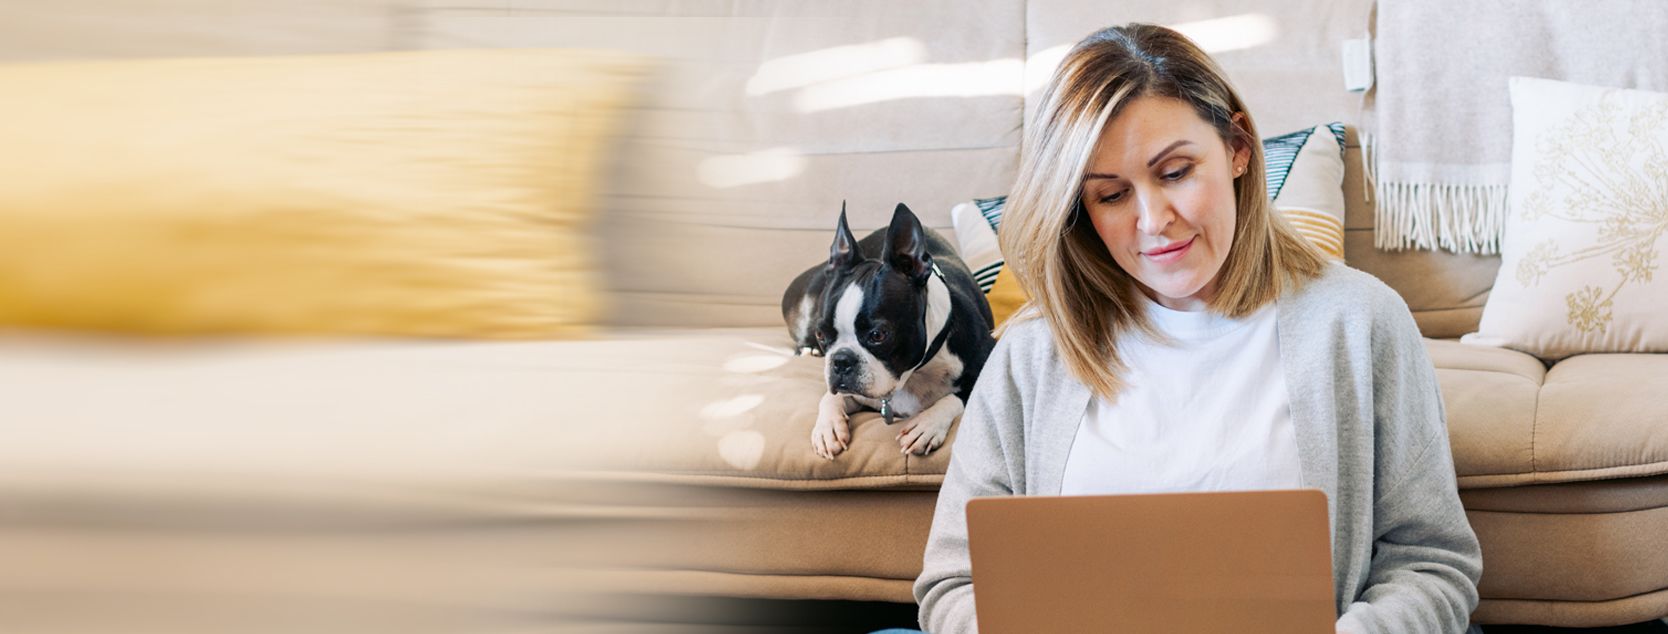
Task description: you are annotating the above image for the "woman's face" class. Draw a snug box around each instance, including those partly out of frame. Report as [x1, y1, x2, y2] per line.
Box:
[1079, 95, 1249, 312]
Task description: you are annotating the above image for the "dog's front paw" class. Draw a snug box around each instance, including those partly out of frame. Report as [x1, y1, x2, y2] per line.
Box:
[896, 413, 951, 456]
[811, 415, 850, 460]
[811, 394, 852, 460]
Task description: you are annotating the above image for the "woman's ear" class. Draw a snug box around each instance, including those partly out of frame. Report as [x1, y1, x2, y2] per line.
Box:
[1229, 112, 1252, 176]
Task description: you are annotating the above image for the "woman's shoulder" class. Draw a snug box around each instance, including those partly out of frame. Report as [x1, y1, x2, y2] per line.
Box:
[989, 311, 1064, 373]
[1287, 261, 1413, 321]
[1284, 261, 1423, 344]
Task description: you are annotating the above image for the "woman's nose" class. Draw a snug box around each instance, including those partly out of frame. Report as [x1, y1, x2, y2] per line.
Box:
[1134, 188, 1174, 235]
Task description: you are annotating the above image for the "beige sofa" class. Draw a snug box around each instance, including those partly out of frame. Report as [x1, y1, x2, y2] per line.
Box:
[3, 1, 1666, 632]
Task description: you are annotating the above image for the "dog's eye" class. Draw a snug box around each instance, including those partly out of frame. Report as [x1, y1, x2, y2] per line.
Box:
[815, 330, 828, 344]
[867, 330, 887, 345]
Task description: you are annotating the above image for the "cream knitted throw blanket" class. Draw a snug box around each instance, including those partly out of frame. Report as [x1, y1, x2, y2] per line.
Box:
[1365, 0, 1668, 254]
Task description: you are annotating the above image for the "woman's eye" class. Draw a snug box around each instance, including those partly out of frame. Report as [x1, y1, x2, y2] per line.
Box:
[1098, 189, 1125, 204]
[1163, 165, 1193, 181]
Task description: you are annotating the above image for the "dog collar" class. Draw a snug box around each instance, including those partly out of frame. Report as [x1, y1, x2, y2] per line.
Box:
[885, 262, 951, 425]
[911, 262, 952, 373]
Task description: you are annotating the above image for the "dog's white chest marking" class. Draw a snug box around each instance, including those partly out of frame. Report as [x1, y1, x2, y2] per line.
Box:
[851, 349, 963, 419]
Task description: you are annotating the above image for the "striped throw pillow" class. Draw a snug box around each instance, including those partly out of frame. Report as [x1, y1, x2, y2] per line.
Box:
[1263, 123, 1348, 259]
[950, 196, 1010, 293]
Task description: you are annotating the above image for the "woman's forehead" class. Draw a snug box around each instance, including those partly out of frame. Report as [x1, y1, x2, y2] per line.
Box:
[1087, 96, 1218, 173]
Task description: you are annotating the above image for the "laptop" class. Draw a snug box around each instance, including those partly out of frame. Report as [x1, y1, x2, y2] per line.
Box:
[966, 489, 1335, 634]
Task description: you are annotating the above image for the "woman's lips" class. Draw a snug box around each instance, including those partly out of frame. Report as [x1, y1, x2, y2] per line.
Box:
[1143, 236, 1195, 263]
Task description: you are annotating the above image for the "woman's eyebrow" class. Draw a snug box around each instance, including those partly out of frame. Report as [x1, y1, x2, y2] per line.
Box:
[1083, 140, 1195, 181]
[1146, 140, 1192, 167]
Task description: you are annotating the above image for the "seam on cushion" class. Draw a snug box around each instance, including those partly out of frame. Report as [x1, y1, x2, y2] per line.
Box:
[670, 568, 918, 582]
[1439, 367, 1542, 384]
[1436, 367, 1545, 399]
[650, 470, 933, 480]
[627, 471, 946, 488]
[1457, 459, 1668, 484]
[1455, 287, 1492, 307]
[1462, 506, 1668, 517]
[1474, 585, 1668, 604]
[1526, 460, 1668, 477]
[1531, 377, 1541, 475]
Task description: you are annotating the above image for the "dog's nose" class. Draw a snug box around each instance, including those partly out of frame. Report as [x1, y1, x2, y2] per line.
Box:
[830, 350, 858, 372]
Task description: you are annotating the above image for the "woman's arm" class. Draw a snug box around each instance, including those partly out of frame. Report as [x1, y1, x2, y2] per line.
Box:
[913, 327, 1028, 634]
[1335, 297, 1483, 634]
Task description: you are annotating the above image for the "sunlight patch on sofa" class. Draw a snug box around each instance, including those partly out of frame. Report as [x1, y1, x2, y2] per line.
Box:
[717, 430, 766, 470]
[746, 37, 926, 96]
[1172, 14, 1280, 54]
[723, 352, 790, 373]
[792, 58, 1024, 112]
[701, 394, 765, 421]
[697, 147, 806, 188]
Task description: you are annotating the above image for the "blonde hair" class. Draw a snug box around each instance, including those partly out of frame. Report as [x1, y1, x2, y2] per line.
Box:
[999, 23, 1327, 401]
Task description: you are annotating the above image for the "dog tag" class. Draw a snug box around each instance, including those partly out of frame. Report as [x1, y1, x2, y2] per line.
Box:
[880, 399, 894, 425]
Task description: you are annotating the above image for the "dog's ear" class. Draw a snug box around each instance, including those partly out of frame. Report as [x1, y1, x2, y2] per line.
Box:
[884, 203, 932, 284]
[828, 201, 861, 271]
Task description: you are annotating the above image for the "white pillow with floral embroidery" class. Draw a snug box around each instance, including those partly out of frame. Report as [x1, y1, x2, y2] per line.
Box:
[1465, 77, 1668, 361]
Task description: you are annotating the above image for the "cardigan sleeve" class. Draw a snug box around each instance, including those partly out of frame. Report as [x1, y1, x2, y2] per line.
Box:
[1335, 294, 1483, 634]
[913, 324, 1030, 634]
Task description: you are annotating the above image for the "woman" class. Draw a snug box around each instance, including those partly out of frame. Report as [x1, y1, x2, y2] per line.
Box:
[897, 23, 1482, 634]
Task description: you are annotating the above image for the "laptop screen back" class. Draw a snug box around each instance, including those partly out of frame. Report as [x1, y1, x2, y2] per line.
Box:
[966, 489, 1334, 634]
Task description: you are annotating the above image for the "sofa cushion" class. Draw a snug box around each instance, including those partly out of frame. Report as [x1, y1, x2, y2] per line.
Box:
[1461, 473, 1668, 515]
[573, 328, 958, 489]
[1435, 341, 1668, 489]
[1532, 354, 1668, 483]
[1429, 339, 1546, 488]
[1459, 474, 1668, 620]
[1465, 504, 1668, 607]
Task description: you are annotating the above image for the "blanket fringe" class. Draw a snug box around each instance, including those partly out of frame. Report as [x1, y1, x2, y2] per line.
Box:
[1372, 181, 1506, 255]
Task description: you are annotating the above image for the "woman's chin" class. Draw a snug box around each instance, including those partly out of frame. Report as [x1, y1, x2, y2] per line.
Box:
[1137, 276, 1208, 306]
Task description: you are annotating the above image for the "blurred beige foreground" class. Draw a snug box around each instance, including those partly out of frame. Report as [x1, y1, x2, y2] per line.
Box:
[0, 330, 825, 633]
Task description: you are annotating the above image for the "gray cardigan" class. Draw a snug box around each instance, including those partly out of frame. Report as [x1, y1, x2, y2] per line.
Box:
[914, 263, 1483, 634]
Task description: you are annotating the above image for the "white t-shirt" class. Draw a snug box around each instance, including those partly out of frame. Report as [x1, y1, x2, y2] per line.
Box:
[1058, 297, 1302, 495]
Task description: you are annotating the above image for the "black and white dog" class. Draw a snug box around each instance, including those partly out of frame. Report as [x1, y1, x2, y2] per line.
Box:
[782, 203, 994, 459]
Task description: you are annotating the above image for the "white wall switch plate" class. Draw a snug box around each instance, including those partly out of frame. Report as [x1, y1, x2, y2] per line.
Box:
[1342, 37, 1373, 92]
